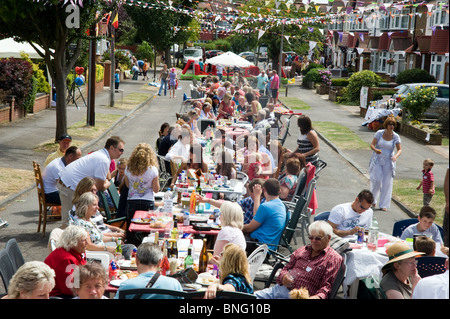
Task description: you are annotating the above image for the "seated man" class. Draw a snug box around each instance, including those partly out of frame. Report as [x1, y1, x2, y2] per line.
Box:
[242, 178, 287, 255]
[42, 146, 82, 205]
[255, 221, 343, 299]
[327, 189, 374, 239]
[401, 206, 443, 244]
[115, 243, 183, 299]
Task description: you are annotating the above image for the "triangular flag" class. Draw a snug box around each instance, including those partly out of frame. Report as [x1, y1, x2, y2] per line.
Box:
[258, 29, 265, 40]
[284, 35, 291, 44]
[112, 13, 119, 29]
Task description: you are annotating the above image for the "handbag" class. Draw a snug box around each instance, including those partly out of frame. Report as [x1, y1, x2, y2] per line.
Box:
[169, 267, 198, 284]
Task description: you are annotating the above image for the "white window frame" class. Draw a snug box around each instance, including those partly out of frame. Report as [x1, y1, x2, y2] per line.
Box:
[430, 55, 446, 83]
[431, 3, 449, 26]
[390, 9, 410, 30]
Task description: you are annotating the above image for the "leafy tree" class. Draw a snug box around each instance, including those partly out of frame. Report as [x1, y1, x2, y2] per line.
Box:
[0, 0, 112, 141]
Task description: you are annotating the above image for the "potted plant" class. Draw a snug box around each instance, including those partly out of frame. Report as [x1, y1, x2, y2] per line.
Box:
[317, 69, 332, 94]
[386, 58, 395, 66]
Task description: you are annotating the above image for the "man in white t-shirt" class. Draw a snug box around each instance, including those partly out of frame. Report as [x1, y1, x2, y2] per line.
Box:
[57, 136, 125, 228]
[42, 146, 82, 205]
[327, 189, 374, 239]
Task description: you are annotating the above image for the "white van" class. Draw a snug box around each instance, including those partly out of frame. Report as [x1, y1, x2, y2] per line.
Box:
[183, 47, 204, 67]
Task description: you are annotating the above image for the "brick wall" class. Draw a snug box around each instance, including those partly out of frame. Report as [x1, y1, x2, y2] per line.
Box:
[0, 105, 10, 124]
[32, 93, 50, 113]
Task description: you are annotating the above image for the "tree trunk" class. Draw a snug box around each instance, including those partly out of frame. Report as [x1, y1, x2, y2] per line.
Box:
[54, 69, 68, 143]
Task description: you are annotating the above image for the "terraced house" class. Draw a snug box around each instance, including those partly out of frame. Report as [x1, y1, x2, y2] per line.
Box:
[326, 0, 449, 83]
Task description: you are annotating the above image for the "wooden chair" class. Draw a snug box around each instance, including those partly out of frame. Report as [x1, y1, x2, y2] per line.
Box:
[32, 161, 61, 236]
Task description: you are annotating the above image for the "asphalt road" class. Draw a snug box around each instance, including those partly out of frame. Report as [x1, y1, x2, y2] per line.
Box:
[0, 77, 415, 295]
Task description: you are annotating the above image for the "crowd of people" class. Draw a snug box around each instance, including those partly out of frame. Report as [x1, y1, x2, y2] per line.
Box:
[2, 66, 448, 301]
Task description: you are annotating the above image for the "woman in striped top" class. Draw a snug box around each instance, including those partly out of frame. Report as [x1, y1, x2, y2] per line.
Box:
[295, 115, 320, 167]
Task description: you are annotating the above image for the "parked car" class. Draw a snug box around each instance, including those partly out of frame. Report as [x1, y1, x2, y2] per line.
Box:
[205, 50, 223, 59]
[392, 83, 449, 119]
[239, 51, 255, 62]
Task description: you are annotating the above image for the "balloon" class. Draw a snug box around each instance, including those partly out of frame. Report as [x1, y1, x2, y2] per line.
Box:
[75, 67, 85, 75]
[75, 76, 84, 86]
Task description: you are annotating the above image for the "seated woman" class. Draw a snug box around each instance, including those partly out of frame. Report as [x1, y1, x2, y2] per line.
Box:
[44, 225, 87, 298]
[203, 243, 254, 299]
[187, 109, 202, 137]
[155, 122, 170, 152]
[70, 176, 126, 241]
[211, 202, 246, 260]
[72, 262, 109, 299]
[171, 144, 208, 188]
[3, 261, 55, 299]
[215, 150, 237, 180]
[279, 157, 301, 201]
[200, 102, 215, 119]
[217, 93, 235, 120]
[74, 192, 135, 259]
[242, 135, 272, 180]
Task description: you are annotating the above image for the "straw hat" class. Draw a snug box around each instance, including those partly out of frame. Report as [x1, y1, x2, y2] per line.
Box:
[382, 241, 424, 272]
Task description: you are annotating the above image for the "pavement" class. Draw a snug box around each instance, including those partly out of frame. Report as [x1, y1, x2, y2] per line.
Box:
[0, 65, 448, 295]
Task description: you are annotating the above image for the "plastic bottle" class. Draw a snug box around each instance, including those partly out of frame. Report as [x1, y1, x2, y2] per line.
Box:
[181, 170, 186, 183]
[164, 188, 173, 213]
[109, 261, 118, 281]
[367, 217, 379, 252]
[214, 209, 221, 224]
[189, 189, 196, 214]
[183, 211, 190, 226]
[115, 238, 123, 261]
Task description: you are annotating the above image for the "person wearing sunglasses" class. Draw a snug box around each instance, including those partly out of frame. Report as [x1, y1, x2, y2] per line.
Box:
[255, 221, 343, 299]
[327, 189, 375, 239]
[58, 136, 125, 228]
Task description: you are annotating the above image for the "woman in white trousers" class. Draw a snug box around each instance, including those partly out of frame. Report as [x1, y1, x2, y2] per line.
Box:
[369, 116, 402, 211]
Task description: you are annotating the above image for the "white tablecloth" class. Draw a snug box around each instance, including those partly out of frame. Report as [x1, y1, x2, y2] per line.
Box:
[363, 107, 401, 125]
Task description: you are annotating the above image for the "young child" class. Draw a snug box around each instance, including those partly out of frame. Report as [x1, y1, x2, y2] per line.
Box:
[114, 69, 120, 91]
[400, 206, 443, 244]
[414, 235, 436, 256]
[247, 152, 263, 181]
[417, 158, 435, 206]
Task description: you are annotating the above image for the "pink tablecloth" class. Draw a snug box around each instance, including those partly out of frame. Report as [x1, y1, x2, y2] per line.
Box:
[129, 210, 220, 236]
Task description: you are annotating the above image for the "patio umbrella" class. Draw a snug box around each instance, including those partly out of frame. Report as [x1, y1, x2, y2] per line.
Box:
[204, 51, 254, 68]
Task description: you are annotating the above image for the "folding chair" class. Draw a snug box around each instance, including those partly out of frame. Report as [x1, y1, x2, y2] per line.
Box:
[32, 161, 61, 236]
[107, 183, 121, 211]
[328, 253, 347, 299]
[416, 256, 447, 278]
[97, 191, 126, 228]
[5, 238, 25, 273]
[248, 244, 269, 282]
[277, 117, 290, 146]
[0, 249, 15, 293]
[197, 118, 216, 135]
[156, 154, 173, 191]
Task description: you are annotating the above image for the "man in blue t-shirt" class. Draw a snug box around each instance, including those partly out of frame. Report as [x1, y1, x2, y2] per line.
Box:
[243, 178, 287, 255]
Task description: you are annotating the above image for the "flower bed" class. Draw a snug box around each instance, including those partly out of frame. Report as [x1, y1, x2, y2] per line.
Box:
[400, 122, 442, 145]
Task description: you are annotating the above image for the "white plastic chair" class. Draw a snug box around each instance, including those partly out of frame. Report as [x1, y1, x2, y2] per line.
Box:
[85, 251, 113, 270]
[248, 244, 269, 282]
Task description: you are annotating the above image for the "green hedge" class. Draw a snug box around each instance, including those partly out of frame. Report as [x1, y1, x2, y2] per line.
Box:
[331, 78, 349, 87]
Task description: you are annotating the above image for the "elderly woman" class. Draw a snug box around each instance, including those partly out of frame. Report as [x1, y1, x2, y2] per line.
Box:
[204, 244, 253, 299]
[44, 225, 88, 298]
[212, 202, 246, 258]
[380, 241, 424, 299]
[369, 115, 402, 212]
[252, 109, 271, 134]
[70, 176, 125, 241]
[72, 262, 109, 299]
[3, 261, 55, 299]
[74, 192, 120, 256]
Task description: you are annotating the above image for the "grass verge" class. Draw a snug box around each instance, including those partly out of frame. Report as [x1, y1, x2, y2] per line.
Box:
[278, 97, 311, 110]
[314, 121, 368, 150]
[393, 179, 445, 225]
[0, 168, 34, 202]
[110, 92, 152, 110]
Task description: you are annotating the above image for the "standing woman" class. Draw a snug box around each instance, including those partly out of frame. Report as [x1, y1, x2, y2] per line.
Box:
[369, 115, 402, 212]
[294, 115, 320, 167]
[124, 143, 160, 236]
[168, 67, 178, 99]
[158, 64, 169, 96]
